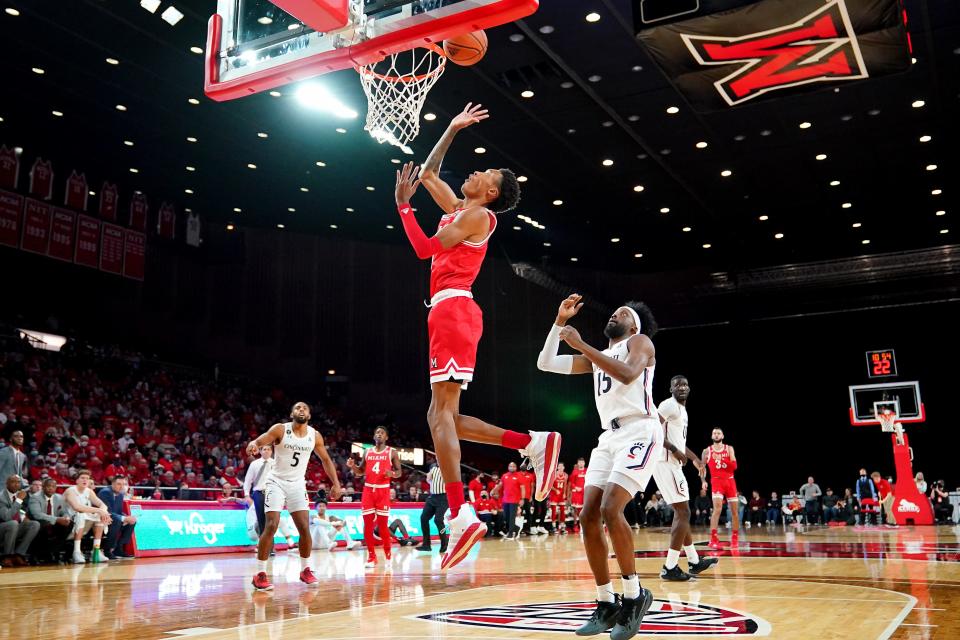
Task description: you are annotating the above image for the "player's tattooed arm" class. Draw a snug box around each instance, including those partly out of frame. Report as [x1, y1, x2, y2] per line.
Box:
[420, 103, 488, 212]
[559, 329, 653, 385]
[246, 423, 284, 456]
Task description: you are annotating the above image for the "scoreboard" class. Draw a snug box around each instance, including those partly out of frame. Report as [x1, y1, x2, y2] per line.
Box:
[866, 349, 897, 378]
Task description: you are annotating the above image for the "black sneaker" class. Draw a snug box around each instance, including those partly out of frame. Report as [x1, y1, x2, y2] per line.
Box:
[610, 588, 653, 640]
[688, 556, 719, 575]
[660, 564, 692, 581]
[574, 596, 621, 636]
[415, 545, 432, 552]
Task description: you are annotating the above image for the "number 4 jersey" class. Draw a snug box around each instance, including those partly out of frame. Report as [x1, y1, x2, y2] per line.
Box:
[592, 337, 655, 430]
[269, 422, 316, 482]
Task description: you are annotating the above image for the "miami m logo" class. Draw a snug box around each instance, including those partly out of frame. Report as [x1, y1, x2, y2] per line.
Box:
[681, 0, 868, 106]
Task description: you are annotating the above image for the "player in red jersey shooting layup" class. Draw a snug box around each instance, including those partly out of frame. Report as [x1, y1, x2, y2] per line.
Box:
[393, 103, 562, 570]
[702, 428, 740, 549]
[246, 402, 343, 591]
[347, 427, 401, 568]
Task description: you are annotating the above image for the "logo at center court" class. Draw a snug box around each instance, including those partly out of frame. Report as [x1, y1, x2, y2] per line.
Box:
[415, 600, 771, 635]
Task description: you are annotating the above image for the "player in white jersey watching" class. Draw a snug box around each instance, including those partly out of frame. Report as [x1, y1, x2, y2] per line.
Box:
[655, 375, 718, 581]
[537, 294, 659, 640]
[246, 402, 343, 591]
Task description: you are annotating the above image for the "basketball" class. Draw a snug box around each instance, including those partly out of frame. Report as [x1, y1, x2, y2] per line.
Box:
[443, 30, 488, 66]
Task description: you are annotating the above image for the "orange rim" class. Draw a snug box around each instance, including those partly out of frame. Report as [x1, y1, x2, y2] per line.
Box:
[356, 43, 446, 84]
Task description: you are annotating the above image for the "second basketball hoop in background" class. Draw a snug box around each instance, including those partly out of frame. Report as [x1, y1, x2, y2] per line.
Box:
[444, 30, 488, 66]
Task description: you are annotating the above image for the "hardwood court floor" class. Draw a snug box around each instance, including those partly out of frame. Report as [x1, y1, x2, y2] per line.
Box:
[2, 525, 958, 639]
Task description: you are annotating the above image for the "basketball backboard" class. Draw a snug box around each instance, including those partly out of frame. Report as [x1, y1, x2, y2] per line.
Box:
[204, 0, 539, 101]
[848, 381, 924, 426]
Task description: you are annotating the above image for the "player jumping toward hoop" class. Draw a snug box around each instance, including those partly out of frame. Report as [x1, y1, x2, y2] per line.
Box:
[393, 103, 562, 570]
[655, 376, 718, 580]
[702, 428, 740, 549]
[246, 402, 343, 590]
[537, 294, 658, 640]
[347, 426, 401, 568]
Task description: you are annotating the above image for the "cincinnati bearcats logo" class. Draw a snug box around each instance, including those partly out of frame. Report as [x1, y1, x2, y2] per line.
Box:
[416, 600, 770, 635]
[628, 442, 647, 457]
[680, 0, 868, 106]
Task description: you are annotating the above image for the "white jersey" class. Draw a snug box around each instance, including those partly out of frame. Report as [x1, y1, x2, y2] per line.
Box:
[657, 397, 688, 467]
[592, 337, 655, 430]
[268, 422, 316, 482]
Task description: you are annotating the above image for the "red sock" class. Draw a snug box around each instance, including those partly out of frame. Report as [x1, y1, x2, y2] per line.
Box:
[362, 513, 376, 556]
[446, 481, 465, 518]
[501, 430, 532, 450]
[558, 505, 566, 526]
[550, 505, 558, 523]
[377, 515, 391, 554]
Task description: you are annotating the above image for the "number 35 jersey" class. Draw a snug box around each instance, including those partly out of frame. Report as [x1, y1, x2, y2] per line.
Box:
[269, 422, 316, 482]
[592, 338, 655, 430]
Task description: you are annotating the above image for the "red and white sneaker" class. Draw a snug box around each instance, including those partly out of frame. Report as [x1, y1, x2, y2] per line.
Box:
[709, 531, 721, 550]
[252, 571, 274, 591]
[364, 555, 377, 569]
[441, 506, 487, 571]
[521, 431, 562, 502]
[730, 531, 739, 548]
[384, 549, 392, 561]
[299, 567, 319, 585]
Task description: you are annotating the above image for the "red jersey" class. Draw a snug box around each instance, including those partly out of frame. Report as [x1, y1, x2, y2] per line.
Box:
[501, 472, 522, 504]
[706, 444, 736, 479]
[550, 471, 568, 502]
[430, 208, 497, 297]
[875, 478, 892, 499]
[569, 467, 587, 494]
[364, 446, 393, 487]
[518, 470, 535, 500]
[468, 477, 484, 501]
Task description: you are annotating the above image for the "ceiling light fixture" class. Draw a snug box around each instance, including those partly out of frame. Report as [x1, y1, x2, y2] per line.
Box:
[926, 164, 937, 171]
[920, 135, 931, 142]
[129, 167, 138, 173]
[257, 16, 273, 24]
[815, 153, 827, 160]
[474, 147, 486, 154]
[695, 141, 708, 149]
[682, 226, 691, 232]
[702, 244, 712, 249]
[799, 121, 812, 129]
[602, 159, 614, 166]
[185, 166, 195, 171]
[521, 90, 534, 98]
[287, 207, 296, 213]
[188, 98, 200, 105]
[553, 199, 563, 206]
[386, 224, 394, 229]
[140, 0, 160, 13]
[758, 215, 768, 221]
[226, 224, 235, 231]
[335, 127, 346, 133]
[300, 187, 309, 192]
[588, 74, 602, 82]
[570, 257, 578, 262]
[295, 83, 358, 118]
[186, 136, 197, 142]
[940, 229, 949, 234]
[5, 7, 20, 16]
[316, 161, 326, 167]
[161, 6, 184, 26]
[842, 202, 852, 208]
[936, 210, 946, 216]
[269, 91, 282, 97]
[774, 233, 784, 239]
[610, 237, 620, 243]
[105, 57, 119, 65]
[365, 186, 375, 191]
[423, 112, 436, 121]
[330, 224, 338, 229]
[513, 226, 521, 230]
[257, 132, 268, 138]
[665, 106, 679, 115]
[911, 99, 925, 108]
[277, 223, 285, 229]
[247, 163, 257, 169]
[544, 242, 552, 247]
[852, 222, 862, 228]
[517, 175, 528, 183]
[190, 46, 203, 54]
[31, 67, 45, 75]
[346, 207, 354, 212]
[862, 239, 870, 244]
[633, 185, 644, 192]
[184, 188, 193, 194]
[830, 180, 840, 186]
[115, 104, 127, 111]
[932, 189, 942, 195]
[51, 110, 63, 117]
[585, 12, 600, 22]
[123, 140, 134, 146]
[634, 252, 643, 257]
[233, 207, 242, 213]
[660, 207, 670, 213]
[720, 169, 732, 177]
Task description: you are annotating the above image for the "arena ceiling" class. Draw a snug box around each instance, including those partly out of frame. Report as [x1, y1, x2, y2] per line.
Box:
[2, 0, 959, 272]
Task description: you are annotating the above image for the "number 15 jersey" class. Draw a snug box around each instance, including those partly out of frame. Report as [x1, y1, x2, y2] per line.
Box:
[592, 338, 655, 430]
[270, 422, 315, 482]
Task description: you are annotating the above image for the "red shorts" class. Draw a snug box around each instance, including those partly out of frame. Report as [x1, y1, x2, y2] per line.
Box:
[571, 489, 585, 508]
[428, 296, 483, 386]
[711, 475, 738, 501]
[549, 492, 564, 506]
[361, 486, 390, 516]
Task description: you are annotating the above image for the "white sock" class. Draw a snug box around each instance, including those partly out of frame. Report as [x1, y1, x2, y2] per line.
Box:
[622, 574, 640, 600]
[93, 539, 101, 549]
[74, 539, 81, 554]
[683, 544, 700, 564]
[665, 548, 681, 570]
[300, 555, 311, 571]
[257, 559, 268, 573]
[596, 582, 616, 603]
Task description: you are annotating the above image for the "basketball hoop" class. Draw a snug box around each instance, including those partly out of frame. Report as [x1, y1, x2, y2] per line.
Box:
[877, 410, 905, 444]
[356, 44, 446, 154]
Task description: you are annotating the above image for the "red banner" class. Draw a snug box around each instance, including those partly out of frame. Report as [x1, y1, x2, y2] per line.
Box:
[20, 198, 52, 254]
[64, 171, 88, 211]
[100, 182, 118, 221]
[157, 201, 176, 239]
[100, 223, 124, 274]
[0, 146, 19, 190]
[29, 158, 53, 200]
[75, 215, 100, 268]
[129, 192, 148, 231]
[48, 208, 77, 262]
[0, 189, 22, 247]
[123, 230, 146, 280]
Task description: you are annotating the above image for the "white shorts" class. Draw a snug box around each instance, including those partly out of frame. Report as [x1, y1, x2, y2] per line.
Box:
[264, 476, 310, 513]
[584, 417, 663, 496]
[653, 462, 689, 505]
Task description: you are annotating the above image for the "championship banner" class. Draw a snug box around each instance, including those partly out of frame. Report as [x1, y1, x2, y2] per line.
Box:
[100, 223, 124, 275]
[20, 198, 52, 254]
[64, 171, 89, 211]
[123, 229, 146, 281]
[638, 0, 912, 111]
[48, 207, 76, 262]
[0, 189, 22, 247]
[0, 145, 19, 189]
[75, 215, 101, 268]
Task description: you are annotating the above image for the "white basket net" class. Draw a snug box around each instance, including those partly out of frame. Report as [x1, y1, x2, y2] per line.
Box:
[357, 45, 446, 153]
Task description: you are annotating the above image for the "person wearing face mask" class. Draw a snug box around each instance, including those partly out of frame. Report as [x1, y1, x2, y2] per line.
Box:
[855, 468, 879, 525]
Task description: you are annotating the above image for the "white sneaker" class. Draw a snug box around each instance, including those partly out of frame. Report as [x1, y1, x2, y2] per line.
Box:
[519, 431, 562, 501]
[346, 539, 359, 550]
[328, 542, 339, 551]
[441, 506, 487, 570]
[364, 558, 376, 568]
[72, 551, 86, 564]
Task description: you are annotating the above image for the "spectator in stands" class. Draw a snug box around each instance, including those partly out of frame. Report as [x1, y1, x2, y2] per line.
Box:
[475, 490, 495, 533]
[855, 469, 878, 525]
[766, 491, 781, 525]
[62, 470, 111, 564]
[800, 476, 822, 524]
[693, 486, 712, 526]
[468, 473, 485, 502]
[915, 472, 927, 495]
[871, 472, 896, 527]
[118, 428, 136, 453]
[28, 479, 42, 496]
[2, 474, 39, 566]
[217, 484, 244, 505]
[407, 486, 422, 502]
[161, 470, 178, 500]
[27, 478, 71, 563]
[836, 489, 857, 525]
[930, 481, 953, 524]
[645, 492, 663, 527]
[0, 430, 29, 487]
[747, 490, 764, 526]
[97, 476, 137, 559]
[821, 488, 839, 522]
[782, 492, 804, 525]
